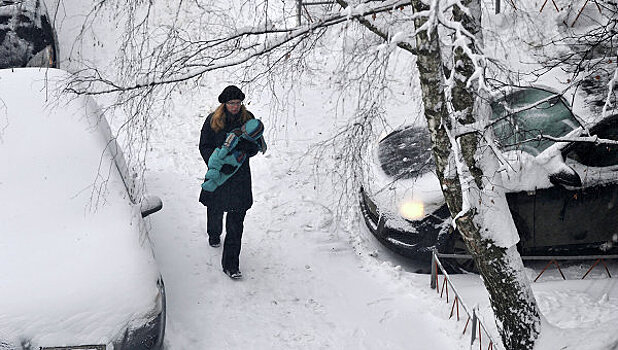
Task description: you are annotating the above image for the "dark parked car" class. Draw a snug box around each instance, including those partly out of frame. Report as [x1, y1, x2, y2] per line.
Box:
[360, 87, 618, 269]
[0, 0, 58, 68]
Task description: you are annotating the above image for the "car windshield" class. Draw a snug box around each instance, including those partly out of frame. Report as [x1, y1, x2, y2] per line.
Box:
[490, 88, 581, 155]
[378, 126, 435, 179]
[377, 88, 581, 179]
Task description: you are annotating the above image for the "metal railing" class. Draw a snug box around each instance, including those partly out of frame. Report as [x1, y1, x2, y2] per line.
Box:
[431, 251, 499, 350]
[524, 254, 618, 281]
[431, 250, 617, 349]
[435, 251, 618, 282]
[540, 0, 602, 26]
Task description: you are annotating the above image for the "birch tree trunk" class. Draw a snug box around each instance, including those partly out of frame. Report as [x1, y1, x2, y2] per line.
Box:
[411, 1, 462, 213]
[412, 1, 541, 348]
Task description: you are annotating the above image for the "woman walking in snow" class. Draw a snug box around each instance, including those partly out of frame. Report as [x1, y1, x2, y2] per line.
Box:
[199, 85, 265, 280]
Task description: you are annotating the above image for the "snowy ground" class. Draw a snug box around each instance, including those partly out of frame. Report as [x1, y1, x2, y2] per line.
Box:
[142, 84, 471, 349]
[142, 81, 618, 350]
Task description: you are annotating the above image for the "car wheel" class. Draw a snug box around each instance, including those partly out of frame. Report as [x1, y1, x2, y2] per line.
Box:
[438, 231, 478, 274]
[451, 236, 478, 273]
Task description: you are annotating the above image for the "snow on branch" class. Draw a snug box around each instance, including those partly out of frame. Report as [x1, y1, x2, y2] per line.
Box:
[525, 134, 618, 146]
[603, 50, 618, 120]
[67, 0, 414, 96]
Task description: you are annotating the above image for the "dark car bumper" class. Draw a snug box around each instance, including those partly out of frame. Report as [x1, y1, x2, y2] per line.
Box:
[2, 279, 167, 350]
[362, 186, 618, 268]
[359, 187, 452, 262]
[114, 278, 166, 350]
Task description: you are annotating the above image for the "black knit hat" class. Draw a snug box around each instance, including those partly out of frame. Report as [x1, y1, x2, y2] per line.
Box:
[218, 85, 245, 104]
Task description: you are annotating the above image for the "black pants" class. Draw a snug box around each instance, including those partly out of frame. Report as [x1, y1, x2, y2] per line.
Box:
[207, 208, 247, 272]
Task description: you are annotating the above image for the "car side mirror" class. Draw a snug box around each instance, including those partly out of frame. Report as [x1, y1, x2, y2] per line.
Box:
[549, 167, 582, 187]
[140, 196, 163, 218]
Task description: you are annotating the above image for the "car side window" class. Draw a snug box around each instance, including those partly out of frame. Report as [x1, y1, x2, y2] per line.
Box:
[565, 117, 618, 167]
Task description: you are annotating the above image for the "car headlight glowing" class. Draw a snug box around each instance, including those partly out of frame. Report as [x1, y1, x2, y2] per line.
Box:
[399, 201, 425, 220]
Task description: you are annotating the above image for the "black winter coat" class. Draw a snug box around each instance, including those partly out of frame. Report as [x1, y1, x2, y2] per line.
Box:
[198, 111, 257, 211]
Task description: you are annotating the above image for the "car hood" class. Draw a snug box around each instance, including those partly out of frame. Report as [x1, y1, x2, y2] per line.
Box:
[363, 130, 444, 231]
[0, 69, 160, 347]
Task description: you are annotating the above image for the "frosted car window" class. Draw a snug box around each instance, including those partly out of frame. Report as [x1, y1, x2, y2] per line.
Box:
[490, 88, 581, 155]
[378, 126, 435, 179]
[566, 116, 618, 167]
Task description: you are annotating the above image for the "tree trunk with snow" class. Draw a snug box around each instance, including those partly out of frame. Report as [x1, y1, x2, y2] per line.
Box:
[410, 1, 463, 213]
[412, 1, 541, 348]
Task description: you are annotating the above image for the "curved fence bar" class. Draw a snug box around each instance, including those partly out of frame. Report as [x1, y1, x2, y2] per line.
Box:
[431, 250, 499, 350]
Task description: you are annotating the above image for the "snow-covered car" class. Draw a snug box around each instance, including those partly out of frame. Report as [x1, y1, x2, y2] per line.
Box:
[360, 87, 618, 268]
[0, 0, 58, 69]
[0, 69, 165, 349]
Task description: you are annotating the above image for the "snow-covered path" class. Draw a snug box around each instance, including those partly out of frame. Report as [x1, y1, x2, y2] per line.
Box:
[142, 88, 467, 349]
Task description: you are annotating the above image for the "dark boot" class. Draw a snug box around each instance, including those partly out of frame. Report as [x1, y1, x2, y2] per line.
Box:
[222, 210, 246, 274]
[208, 236, 221, 247]
[207, 208, 223, 247]
[223, 269, 243, 280]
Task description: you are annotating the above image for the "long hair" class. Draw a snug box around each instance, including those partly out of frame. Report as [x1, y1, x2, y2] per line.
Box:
[210, 104, 252, 133]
